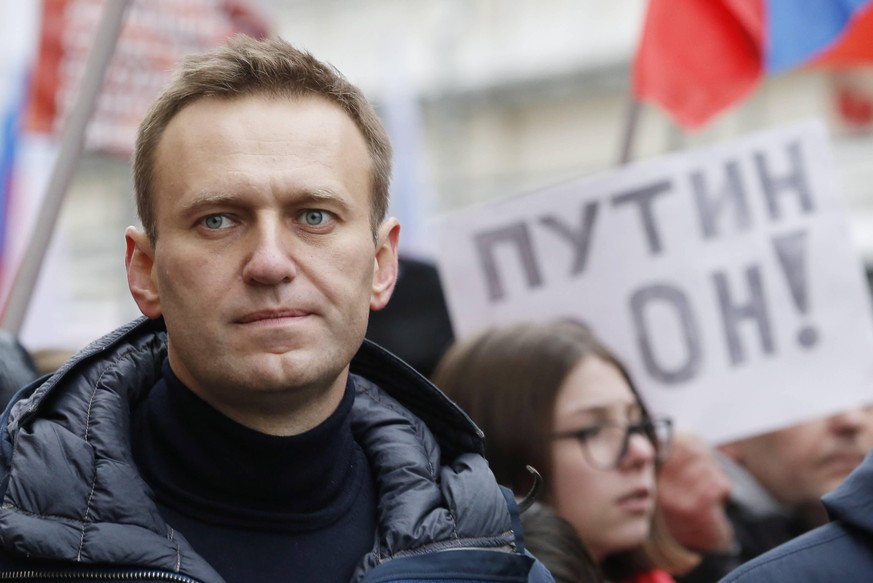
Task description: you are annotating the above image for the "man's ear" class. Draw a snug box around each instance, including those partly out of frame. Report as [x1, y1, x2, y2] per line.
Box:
[370, 218, 400, 311]
[125, 226, 162, 318]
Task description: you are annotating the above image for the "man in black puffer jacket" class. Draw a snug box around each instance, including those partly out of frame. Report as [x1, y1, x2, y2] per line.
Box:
[0, 35, 554, 583]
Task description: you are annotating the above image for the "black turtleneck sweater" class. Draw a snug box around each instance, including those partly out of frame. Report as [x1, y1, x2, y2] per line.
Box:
[131, 360, 377, 583]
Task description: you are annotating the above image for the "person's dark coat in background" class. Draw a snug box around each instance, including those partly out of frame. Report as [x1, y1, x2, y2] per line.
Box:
[366, 256, 454, 379]
[719, 450, 873, 582]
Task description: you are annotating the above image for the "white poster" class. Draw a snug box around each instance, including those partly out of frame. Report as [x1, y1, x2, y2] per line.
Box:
[434, 120, 873, 444]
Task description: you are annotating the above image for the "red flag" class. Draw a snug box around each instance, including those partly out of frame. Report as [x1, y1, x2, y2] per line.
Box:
[633, 0, 765, 129]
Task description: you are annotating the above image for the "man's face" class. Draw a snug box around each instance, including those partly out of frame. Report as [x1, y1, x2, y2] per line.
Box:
[125, 94, 398, 430]
[720, 407, 873, 506]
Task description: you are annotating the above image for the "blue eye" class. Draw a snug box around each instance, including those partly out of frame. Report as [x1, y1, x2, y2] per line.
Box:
[302, 210, 329, 226]
[202, 215, 230, 229]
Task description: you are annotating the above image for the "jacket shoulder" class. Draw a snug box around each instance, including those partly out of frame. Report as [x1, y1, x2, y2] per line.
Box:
[719, 521, 873, 582]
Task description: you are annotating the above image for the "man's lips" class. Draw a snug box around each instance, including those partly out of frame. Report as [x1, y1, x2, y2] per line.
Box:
[819, 451, 865, 475]
[235, 309, 309, 324]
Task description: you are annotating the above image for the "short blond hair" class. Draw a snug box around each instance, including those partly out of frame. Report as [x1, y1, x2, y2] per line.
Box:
[133, 35, 392, 242]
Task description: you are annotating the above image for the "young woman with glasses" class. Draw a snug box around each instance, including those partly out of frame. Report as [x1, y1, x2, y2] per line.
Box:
[432, 320, 698, 583]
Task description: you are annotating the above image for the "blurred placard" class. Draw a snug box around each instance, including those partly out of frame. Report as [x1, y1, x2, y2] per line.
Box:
[434, 120, 873, 444]
[27, 0, 267, 155]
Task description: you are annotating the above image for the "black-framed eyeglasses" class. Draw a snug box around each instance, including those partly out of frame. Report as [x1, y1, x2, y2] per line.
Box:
[553, 417, 672, 470]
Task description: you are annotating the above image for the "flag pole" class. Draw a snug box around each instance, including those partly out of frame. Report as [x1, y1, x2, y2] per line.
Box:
[617, 96, 642, 166]
[1, 0, 131, 334]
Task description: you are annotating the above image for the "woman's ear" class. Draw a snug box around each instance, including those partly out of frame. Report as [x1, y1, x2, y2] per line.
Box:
[125, 226, 162, 318]
[370, 218, 400, 311]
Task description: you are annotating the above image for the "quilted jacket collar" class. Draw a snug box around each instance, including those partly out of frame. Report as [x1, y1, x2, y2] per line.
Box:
[0, 317, 510, 582]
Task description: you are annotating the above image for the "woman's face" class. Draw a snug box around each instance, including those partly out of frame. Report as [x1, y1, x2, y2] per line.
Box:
[549, 355, 657, 562]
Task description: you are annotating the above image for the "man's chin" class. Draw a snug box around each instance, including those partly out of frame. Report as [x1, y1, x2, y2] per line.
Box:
[246, 355, 336, 390]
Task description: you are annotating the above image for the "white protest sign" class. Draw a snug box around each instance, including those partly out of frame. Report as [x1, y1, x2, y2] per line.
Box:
[434, 120, 873, 444]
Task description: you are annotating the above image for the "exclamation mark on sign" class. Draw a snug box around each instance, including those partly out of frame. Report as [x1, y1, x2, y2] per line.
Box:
[773, 230, 819, 348]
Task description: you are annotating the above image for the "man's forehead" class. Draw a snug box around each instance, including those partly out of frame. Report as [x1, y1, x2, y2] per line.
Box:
[155, 93, 365, 162]
[150, 93, 372, 211]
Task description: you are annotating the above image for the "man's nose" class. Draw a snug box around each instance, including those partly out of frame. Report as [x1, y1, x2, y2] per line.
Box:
[828, 407, 867, 436]
[242, 221, 297, 285]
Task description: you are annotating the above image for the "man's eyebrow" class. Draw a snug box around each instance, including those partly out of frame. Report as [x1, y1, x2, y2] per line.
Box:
[298, 187, 353, 211]
[180, 188, 354, 214]
[180, 192, 237, 214]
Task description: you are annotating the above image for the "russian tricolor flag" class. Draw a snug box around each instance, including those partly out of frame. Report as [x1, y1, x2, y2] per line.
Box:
[634, 0, 873, 129]
[0, 79, 25, 283]
[0, 2, 41, 307]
